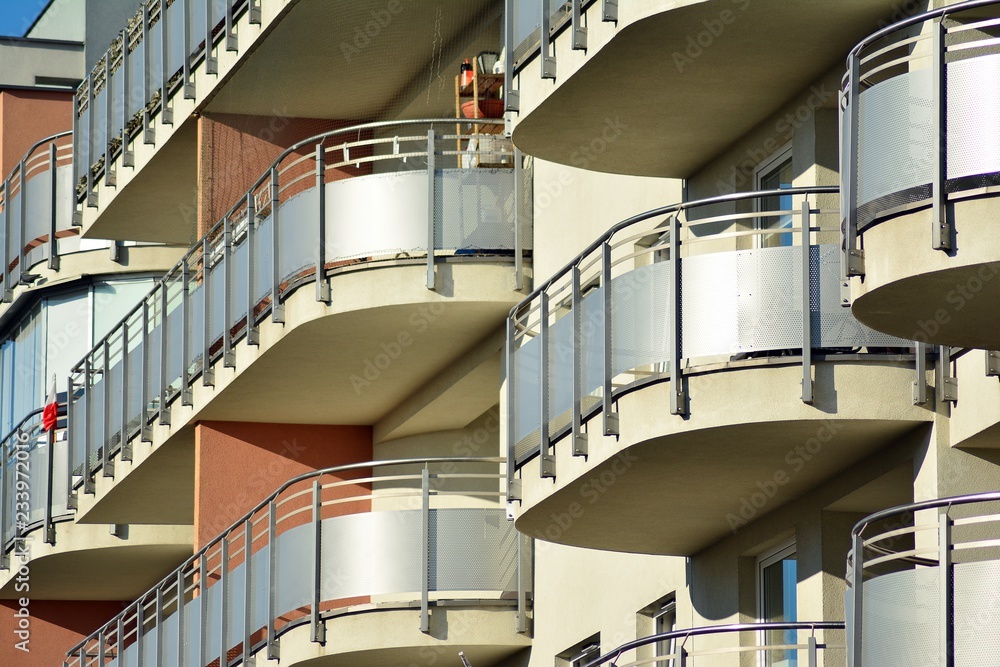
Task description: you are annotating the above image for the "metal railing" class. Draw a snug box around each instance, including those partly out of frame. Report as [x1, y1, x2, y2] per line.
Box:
[506, 187, 920, 494]
[0, 131, 75, 301]
[846, 492, 1000, 667]
[64, 457, 531, 667]
[0, 404, 71, 567]
[841, 0, 1000, 274]
[74, 0, 259, 209]
[582, 622, 846, 667]
[504, 0, 618, 111]
[64, 117, 528, 518]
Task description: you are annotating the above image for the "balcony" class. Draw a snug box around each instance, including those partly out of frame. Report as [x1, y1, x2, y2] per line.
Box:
[74, 0, 501, 243]
[846, 492, 1000, 667]
[581, 622, 845, 667]
[506, 188, 932, 555]
[59, 119, 528, 529]
[64, 458, 531, 667]
[843, 1, 1000, 349]
[506, 0, 902, 177]
[0, 407, 192, 600]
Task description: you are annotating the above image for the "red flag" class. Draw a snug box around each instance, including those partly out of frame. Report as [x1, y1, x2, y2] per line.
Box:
[42, 375, 58, 432]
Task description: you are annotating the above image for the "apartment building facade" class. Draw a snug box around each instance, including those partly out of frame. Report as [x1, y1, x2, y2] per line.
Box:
[2, 1, 999, 666]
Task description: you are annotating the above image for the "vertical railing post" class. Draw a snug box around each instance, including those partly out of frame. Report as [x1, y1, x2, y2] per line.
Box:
[801, 200, 813, 404]
[571, 0, 587, 50]
[202, 236, 215, 386]
[181, 261, 193, 406]
[182, 0, 195, 98]
[66, 379, 77, 510]
[70, 90, 82, 226]
[160, 0, 173, 126]
[226, 0, 237, 51]
[48, 143, 60, 270]
[155, 586, 164, 667]
[0, 436, 8, 567]
[121, 320, 131, 460]
[102, 339, 113, 477]
[315, 144, 330, 303]
[223, 218, 236, 367]
[219, 539, 229, 667]
[158, 282, 171, 425]
[176, 569, 186, 667]
[243, 517, 254, 667]
[426, 130, 437, 291]
[807, 634, 818, 667]
[17, 160, 31, 284]
[2, 179, 11, 302]
[603, 0, 619, 22]
[851, 531, 864, 667]
[135, 599, 145, 667]
[503, 0, 519, 112]
[266, 501, 279, 659]
[198, 553, 208, 667]
[86, 76, 97, 207]
[105, 55, 116, 188]
[540, 1, 556, 79]
[601, 242, 618, 435]
[420, 465, 431, 632]
[141, 300, 153, 442]
[142, 3, 154, 145]
[940, 511, 953, 667]
[938, 345, 958, 404]
[571, 266, 587, 457]
[513, 147, 524, 290]
[98, 628, 106, 667]
[116, 616, 125, 667]
[310, 478, 326, 643]
[249, 0, 262, 24]
[515, 535, 528, 634]
[205, 0, 217, 75]
[83, 357, 95, 494]
[844, 53, 864, 278]
[669, 213, 686, 416]
[269, 168, 284, 323]
[120, 29, 134, 168]
[505, 317, 521, 505]
[44, 426, 55, 545]
[246, 193, 259, 346]
[539, 292, 554, 478]
[932, 19, 951, 251]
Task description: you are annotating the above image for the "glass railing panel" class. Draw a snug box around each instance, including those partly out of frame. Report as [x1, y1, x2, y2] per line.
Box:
[145, 300, 163, 419]
[106, 331, 125, 455]
[163, 274, 186, 398]
[125, 311, 145, 442]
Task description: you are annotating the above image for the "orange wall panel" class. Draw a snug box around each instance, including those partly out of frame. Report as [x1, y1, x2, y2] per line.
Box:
[0, 90, 73, 178]
[0, 600, 126, 667]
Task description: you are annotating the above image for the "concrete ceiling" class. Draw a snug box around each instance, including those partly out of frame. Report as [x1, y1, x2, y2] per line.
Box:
[825, 462, 914, 514]
[204, 0, 502, 120]
[512, 0, 904, 178]
[517, 419, 926, 556]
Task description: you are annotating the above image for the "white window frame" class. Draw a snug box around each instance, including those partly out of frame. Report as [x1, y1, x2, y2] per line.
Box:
[753, 143, 794, 249]
[756, 537, 798, 667]
[653, 596, 677, 667]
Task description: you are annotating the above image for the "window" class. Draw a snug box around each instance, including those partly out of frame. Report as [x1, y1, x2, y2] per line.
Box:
[755, 147, 794, 249]
[653, 596, 677, 667]
[558, 634, 601, 667]
[757, 538, 798, 667]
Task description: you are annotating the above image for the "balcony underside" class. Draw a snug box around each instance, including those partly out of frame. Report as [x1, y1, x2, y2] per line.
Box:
[75, 262, 522, 526]
[852, 198, 1000, 349]
[511, 0, 900, 177]
[276, 608, 530, 667]
[515, 362, 930, 555]
[0, 524, 192, 600]
[82, 0, 499, 244]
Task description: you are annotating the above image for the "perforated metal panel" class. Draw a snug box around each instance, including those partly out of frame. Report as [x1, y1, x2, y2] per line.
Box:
[436, 169, 516, 252]
[947, 54, 1000, 181]
[547, 310, 574, 437]
[431, 508, 518, 592]
[953, 560, 1000, 667]
[610, 261, 670, 376]
[861, 569, 939, 667]
[856, 68, 934, 207]
[513, 335, 541, 450]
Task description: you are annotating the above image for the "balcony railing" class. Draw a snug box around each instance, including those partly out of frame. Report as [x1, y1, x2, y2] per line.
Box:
[1, 131, 76, 300]
[74, 0, 259, 208]
[506, 188, 916, 491]
[0, 404, 71, 567]
[841, 0, 1000, 270]
[65, 457, 531, 667]
[582, 622, 846, 667]
[846, 492, 1000, 667]
[504, 0, 619, 111]
[63, 117, 528, 513]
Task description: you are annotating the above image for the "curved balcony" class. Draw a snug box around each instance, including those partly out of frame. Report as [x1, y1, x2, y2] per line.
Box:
[507, 0, 901, 177]
[842, 1, 1000, 349]
[64, 457, 531, 667]
[506, 188, 931, 555]
[61, 118, 528, 527]
[846, 492, 1000, 667]
[583, 622, 846, 667]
